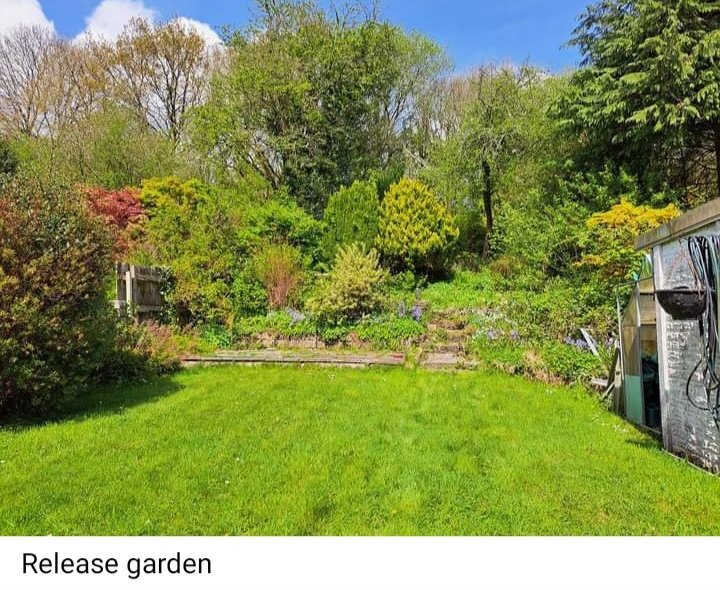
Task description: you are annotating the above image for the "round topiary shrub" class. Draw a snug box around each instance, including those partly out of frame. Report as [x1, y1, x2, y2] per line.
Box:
[322, 180, 380, 261]
[375, 178, 459, 274]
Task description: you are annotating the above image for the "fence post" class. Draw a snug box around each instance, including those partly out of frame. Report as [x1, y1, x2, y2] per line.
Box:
[126, 265, 134, 308]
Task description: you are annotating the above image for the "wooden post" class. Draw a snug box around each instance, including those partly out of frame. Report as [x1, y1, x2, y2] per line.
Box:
[126, 265, 134, 308]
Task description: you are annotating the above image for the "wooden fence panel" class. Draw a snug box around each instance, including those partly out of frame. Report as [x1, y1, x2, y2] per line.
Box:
[112, 263, 165, 316]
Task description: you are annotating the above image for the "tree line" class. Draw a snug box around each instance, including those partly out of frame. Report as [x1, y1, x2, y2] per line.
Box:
[3, 0, 720, 416]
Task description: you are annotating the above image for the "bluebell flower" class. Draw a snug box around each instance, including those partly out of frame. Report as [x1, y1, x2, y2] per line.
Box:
[564, 337, 589, 350]
[411, 304, 422, 322]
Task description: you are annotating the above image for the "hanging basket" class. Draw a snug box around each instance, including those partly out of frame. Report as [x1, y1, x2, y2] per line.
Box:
[655, 287, 707, 320]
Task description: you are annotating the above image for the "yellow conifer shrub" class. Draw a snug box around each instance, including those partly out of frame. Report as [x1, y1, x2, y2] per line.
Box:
[375, 178, 459, 273]
[579, 199, 681, 279]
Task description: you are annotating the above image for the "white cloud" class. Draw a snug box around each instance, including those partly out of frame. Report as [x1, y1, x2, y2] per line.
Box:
[78, 0, 157, 41]
[75, 2, 221, 46]
[0, 0, 55, 34]
[176, 17, 221, 46]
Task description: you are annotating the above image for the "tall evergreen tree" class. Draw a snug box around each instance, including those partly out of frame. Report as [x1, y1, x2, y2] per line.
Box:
[562, 0, 720, 200]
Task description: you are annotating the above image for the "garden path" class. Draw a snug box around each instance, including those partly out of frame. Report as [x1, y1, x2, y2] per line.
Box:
[181, 349, 406, 369]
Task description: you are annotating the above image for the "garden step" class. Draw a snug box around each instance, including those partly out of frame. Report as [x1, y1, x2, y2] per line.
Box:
[443, 329, 470, 342]
[420, 352, 478, 371]
[428, 343, 465, 353]
[429, 319, 468, 330]
[426, 327, 468, 338]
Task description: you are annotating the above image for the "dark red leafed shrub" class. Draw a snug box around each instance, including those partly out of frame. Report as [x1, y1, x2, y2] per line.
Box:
[84, 186, 145, 256]
[0, 177, 115, 417]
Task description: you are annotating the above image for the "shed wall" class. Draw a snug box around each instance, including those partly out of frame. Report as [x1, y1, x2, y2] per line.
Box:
[654, 222, 720, 471]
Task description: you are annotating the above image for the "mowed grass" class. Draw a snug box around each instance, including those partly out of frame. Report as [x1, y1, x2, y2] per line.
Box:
[1, 365, 719, 535]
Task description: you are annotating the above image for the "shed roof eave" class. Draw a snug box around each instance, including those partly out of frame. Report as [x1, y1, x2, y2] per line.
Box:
[635, 198, 720, 251]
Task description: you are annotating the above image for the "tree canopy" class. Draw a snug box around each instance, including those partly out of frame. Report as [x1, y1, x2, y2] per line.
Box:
[560, 0, 720, 201]
[193, 0, 448, 215]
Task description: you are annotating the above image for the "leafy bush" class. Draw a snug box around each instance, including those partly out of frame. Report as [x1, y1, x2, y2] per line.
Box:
[222, 309, 426, 350]
[488, 255, 522, 280]
[132, 177, 321, 326]
[322, 180, 380, 260]
[201, 324, 237, 349]
[232, 311, 351, 344]
[98, 317, 199, 380]
[422, 269, 498, 311]
[534, 341, 605, 384]
[252, 244, 305, 310]
[470, 334, 603, 385]
[133, 178, 245, 324]
[578, 199, 680, 281]
[245, 198, 324, 265]
[232, 311, 317, 340]
[385, 270, 423, 311]
[503, 279, 588, 341]
[86, 186, 145, 229]
[376, 178, 459, 274]
[470, 338, 526, 374]
[0, 177, 114, 417]
[355, 315, 425, 349]
[388, 269, 420, 293]
[230, 271, 268, 319]
[139, 176, 211, 212]
[308, 244, 388, 325]
[491, 191, 589, 281]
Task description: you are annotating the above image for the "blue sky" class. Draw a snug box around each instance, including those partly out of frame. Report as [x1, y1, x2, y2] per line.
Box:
[5, 0, 589, 72]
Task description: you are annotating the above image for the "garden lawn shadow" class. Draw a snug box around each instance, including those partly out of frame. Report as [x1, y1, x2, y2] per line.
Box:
[0, 376, 184, 431]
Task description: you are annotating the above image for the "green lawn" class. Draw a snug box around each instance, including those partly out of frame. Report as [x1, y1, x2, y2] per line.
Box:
[1, 365, 719, 535]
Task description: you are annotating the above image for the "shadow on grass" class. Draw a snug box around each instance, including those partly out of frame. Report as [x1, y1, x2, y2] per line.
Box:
[1, 374, 184, 432]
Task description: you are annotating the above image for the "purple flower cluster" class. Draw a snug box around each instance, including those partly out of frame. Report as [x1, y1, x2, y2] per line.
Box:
[411, 304, 423, 322]
[564, 337, 591, 351]
[473, 327, 521, 343]
[398, 302, 422, 322]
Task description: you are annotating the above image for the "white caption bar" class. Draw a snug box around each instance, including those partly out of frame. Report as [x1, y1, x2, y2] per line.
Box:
[0, 537, 717, 590]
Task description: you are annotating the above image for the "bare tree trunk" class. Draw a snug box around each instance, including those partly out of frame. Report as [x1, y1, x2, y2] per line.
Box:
[481, 159, 493, 260]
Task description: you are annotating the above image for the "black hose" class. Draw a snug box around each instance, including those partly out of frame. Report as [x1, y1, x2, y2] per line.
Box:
[685, 235, 720, 430]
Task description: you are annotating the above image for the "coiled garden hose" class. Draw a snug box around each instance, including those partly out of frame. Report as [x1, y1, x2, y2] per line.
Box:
[686, 235, 720, 429]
